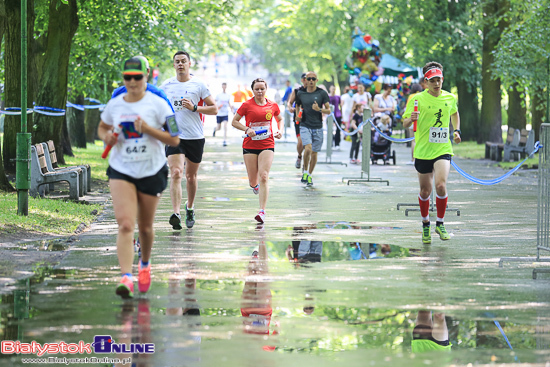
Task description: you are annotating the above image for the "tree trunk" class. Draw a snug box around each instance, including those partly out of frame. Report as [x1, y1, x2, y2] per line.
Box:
[32, 0, 78, 165]
[479, 0, 506, 144]
[68, 95, 87, 148]
[0, 0, 14, 191]
[531, 85, 545, 142]
[507, 83, 526, 130]
[84, 108, 100, 143]
[0, 137, 15, 191]
[456, 78, 480, 142]
[62, 109, 74, 157]
[3, 0, 35, 172]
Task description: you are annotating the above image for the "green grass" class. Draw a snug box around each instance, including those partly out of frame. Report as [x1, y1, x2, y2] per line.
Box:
[0, 193, 102, 235]
[453, 141, 538, 169]
[452, 141, 486, 160]
[63, 140, 109, 182]
[0, 140, 106, 236]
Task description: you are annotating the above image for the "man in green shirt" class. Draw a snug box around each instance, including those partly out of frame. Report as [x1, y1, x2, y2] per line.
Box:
[402, 62, 461, 244]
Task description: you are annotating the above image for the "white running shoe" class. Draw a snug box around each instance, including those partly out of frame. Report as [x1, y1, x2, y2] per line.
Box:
[251, 184, 259, 195]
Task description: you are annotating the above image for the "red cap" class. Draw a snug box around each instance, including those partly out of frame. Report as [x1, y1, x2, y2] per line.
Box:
[424, 68, 443, 80]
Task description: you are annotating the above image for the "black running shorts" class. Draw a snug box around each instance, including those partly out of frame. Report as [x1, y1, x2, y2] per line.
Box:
[165, 138, 205, 164]
[106, 164, 168, 196]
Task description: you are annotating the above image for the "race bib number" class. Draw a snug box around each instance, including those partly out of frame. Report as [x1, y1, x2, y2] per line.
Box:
[429, 127, 449, 143]
[248, 314, 269, 327]
[251, 124, 271, 141]
[121, 140, 151, 162]
[171, 97, 186, 112]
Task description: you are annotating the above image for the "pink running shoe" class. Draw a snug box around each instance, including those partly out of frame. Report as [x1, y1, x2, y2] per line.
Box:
[251, 184, 260, 195]
[255, 210, 265, 223]
[116, 275, 134, 299]
[138, 262, 151, 293]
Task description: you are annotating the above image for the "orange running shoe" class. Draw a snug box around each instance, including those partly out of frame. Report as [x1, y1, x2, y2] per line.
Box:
[138, 262, 151, 293]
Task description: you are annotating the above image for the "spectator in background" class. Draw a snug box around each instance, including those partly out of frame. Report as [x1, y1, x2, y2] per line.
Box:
[282, 80, 292, 104]
[341, 86, 354, 131]
[373, 84, 396, 124]
[349, 84, 372, 123]
[329, 85, 342, 150]
[405, 83, 423, 165]
[349, 103, 363, 164]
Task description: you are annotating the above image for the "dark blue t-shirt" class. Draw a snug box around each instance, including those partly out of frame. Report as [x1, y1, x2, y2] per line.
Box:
[112, 83, 174, 112]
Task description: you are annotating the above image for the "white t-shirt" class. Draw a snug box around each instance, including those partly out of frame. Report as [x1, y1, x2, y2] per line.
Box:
[352, 92, 372, 107]
[341, 93, 354, 122]
[160, 76, 211, 139]
[374, 94, 396, 117]
[216, 92, 231, 117]
[100, 92, 173, 179]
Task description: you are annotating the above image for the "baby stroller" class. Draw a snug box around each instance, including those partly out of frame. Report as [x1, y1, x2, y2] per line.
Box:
[370, 117, 396, 165]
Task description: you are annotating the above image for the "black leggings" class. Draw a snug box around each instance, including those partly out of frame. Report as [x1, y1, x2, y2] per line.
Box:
[333, 116, 342, 147]
[350, 134, 361, 159]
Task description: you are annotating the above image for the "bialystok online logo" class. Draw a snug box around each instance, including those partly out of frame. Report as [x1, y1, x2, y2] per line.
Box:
[1, 336, 155, 357]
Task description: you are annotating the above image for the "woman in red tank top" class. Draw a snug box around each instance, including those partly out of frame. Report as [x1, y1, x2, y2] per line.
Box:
[231, 78, 282, 223]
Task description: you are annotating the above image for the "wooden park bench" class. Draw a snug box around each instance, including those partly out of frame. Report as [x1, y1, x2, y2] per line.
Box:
[485, 127, 519, 162]
[30, 144, 82, 200]
[42, 141, 91, 193]
[503, 128, 535, 162]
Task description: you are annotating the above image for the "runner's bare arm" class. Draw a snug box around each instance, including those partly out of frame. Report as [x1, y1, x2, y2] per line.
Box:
[451, 111, 461, 144]
[196, 95, 218, 115]
[287, 90, 296, 112]
[137, 117, 180, 147]
[98, 121, 117, 146]
[231, 113, 256, 137]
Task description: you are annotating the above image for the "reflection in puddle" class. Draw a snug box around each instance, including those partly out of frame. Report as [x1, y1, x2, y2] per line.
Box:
[199, 197, 246, 202]
[275, 222, 404, 232]
[319, 221, 403, 230]
[1, 239, 69, 252]
[201, 161, 245, 172]
[270, 241, 419, 262]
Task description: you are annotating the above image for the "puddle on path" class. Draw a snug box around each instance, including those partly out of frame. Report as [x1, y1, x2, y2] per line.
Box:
[0, 239, 69, 252]
[0, 238, 548, 367]
[1, 267, 547, 367]
[274, 221, 403, 232]
[199, 197, 246, 202]
[234, 241, 419, 262]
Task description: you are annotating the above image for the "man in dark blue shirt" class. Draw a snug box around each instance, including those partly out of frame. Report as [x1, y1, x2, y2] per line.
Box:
[295, 71, 330, 186]
[111, 56, 173, 112]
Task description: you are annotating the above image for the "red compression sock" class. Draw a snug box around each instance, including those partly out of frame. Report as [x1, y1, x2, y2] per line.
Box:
[436, 194, 448, 221]
[418, 194, 430, 220]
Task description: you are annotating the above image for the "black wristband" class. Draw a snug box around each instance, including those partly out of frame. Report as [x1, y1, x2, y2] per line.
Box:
[454, 129, 461, 134]
[193, 104, 198, 112]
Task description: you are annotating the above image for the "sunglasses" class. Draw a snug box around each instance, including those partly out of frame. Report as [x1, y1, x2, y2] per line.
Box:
[123, 74, 144, 81]
[306, 77, 317, 81]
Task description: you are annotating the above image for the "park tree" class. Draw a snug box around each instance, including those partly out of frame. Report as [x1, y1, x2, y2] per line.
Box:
[369, 0, 482, 141]
[32, 0, 78, 161]
[479, 0, 509, 144]
[248, 0, 371, 87]
[493, 0, 550, 141]
[65, 0, 246, 147]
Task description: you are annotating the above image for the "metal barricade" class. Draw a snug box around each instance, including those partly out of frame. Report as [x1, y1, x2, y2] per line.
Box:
[499, 123, 550, 278]
[342, 108, 389, 185]
[318, 106, 346, 166]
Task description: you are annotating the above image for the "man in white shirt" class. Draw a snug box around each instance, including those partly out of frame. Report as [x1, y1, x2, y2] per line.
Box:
[160, 51, 218, 229]
[213, 82, 232, 147]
